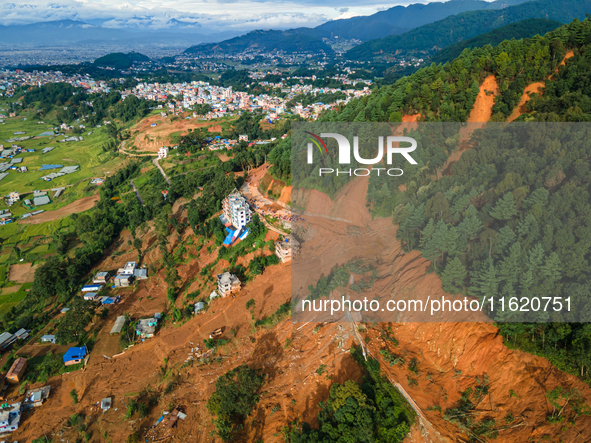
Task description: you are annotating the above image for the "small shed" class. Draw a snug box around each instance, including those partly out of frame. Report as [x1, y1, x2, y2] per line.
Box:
[194, 302, 205, 314]
[40, 335, 55, 344]
[101, 397, 112, 412]
[83, 292, 98, 301]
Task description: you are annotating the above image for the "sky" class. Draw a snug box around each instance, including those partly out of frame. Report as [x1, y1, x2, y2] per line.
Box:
[0, 0, 445, 33]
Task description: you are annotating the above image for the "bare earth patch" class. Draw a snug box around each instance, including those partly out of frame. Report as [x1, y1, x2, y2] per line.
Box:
[19, 195, 100, 225]
[9, 263, 39, 283]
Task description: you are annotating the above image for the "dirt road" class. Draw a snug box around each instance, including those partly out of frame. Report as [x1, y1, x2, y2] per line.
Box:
[18, 195, 100, 224]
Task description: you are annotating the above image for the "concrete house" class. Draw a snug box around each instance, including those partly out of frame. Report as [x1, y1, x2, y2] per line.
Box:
[158, 146, 169, 159]
[7, 191, 19, 205]
[222, 188, 252, 229]
[275, 236, 300, 263]
[0, 402, 22, 433]
[114, 274, 133, 287]
[93, 271, 110, 284]
[216, 272, 241, 297]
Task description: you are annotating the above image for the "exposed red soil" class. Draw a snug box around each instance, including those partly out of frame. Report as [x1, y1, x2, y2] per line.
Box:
[506, 50, 575, 122]
[131, 114, 234, 152]
[18, 195, 100, 225]
[508, 82, 545, 122]
[467, 74, 499, 125]
[278, 185, 291, 205]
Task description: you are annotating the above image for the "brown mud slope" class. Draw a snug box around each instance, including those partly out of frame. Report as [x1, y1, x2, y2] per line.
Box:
[258, 170, 289, 204]
[18, 195, 100, 225]
[441, 75, 500, 176]
[467, 74, 499, 125]
[508, 82, 545, 122]
[402, 113, 421, 123]
[11, 167, 591, 442]
[8, 263, 39, 283]
[279, 185, 291, 205]
[292, 174, 591, 442]
[132, 115, 234, 152]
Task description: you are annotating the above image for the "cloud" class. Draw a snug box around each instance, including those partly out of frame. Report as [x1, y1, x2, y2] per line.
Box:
[0, 0, 416, 33]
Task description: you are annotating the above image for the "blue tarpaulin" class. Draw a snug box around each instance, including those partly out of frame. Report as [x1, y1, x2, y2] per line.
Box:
[223, 227, 236, 245]
[39, 164, 63, 171]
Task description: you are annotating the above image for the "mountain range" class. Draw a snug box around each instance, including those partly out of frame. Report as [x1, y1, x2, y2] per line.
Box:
[0, 20, 237, 48]
[346, 0, 591, 60]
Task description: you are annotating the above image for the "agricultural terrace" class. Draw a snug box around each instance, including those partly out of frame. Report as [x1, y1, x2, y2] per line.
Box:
[0, 98, 126, 217]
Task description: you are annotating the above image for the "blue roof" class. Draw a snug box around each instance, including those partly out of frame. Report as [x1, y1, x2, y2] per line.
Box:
[63, 346, 87, 363]
[39, 164, 63, 171]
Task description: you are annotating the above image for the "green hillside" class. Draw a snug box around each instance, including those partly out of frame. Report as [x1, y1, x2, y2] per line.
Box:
[346, 0, 591, 61]
[430, 18, 563, 65]
[94, 52, 150, 69]
[305, 17, 591, 384]
[184, 29, 333, 56]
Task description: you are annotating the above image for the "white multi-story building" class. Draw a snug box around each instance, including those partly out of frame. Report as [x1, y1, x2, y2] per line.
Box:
[216, 272, 241, 296]
[222, 188, 252, 229]
[158, 146, 169, 159]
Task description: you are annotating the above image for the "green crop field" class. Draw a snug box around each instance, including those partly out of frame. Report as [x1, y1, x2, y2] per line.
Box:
[0, 98, 126, 199]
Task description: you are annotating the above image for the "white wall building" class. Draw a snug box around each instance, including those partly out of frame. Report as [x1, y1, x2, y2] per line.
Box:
[158, 146, 169, 159]
[222, 188, 252, 229]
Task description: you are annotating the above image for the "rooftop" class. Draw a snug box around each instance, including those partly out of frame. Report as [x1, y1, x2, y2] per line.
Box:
[63, 346, 87, 363]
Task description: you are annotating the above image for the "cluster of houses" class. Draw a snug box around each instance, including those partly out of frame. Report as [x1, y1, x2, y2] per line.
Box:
[80, 262, 149, 305]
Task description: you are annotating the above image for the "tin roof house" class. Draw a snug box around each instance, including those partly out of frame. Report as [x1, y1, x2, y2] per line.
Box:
[23, 386, 51, 408]
[63, 346, 87, 366]
[6, 358, 27, 384]
[0, 402, 22, 433]
[136, 317, 158, 339]
[93, 271, 110, 284]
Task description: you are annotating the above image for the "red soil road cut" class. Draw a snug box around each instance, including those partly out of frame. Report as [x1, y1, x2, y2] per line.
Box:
[18, 195, 100, 225]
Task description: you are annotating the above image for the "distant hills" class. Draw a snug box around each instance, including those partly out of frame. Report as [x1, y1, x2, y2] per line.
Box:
[297, 0, 530, 42]
[183, 0, 533, 56]
[429, 18, 563, 65]
[346, 0, 591, 61]
[0, 20, 237, 48]
[184, 29, 334, 56]
[94, 52, 150, 69]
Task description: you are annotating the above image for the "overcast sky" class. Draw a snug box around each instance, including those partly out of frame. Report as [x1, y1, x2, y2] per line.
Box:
[0, 0, 446, 33]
